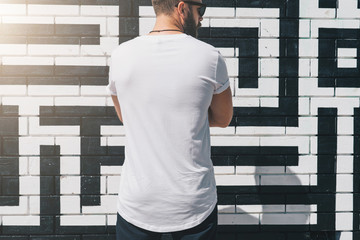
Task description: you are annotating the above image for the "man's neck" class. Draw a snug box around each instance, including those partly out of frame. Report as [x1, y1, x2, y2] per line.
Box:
[148, 15, 183, 35]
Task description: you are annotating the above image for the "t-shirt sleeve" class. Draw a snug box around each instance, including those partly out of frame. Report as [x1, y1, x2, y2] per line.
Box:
[106, 55, 117, 96]
[213, 51, 230, 94]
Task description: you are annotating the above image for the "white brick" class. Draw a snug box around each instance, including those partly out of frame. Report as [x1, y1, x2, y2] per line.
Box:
[28, 157, 40, 175]
[80, 6, 119, 16]
[236, 166, 285, 174]
[19, 117, 28, 135]
[205, 7, 234, 17]
[29, 196, 40, 214]
[337, 0, 360, 18]
[60, 215, 106, 226]
[261, 213, 310, 224]
[259, 39, 279, 57]
[299, 59, 311, 77]
[101, 166, 122, 175]
[338, 48, 357, 57]
[3, 216, 40, 226]
[19, 137, 54, 155]
[336, 174, 353, 192]
[310, 175, 317, 186]
[60, 196, 80, 214]
[337, 156, 353, 174]
[28, 85, 79, 96]
[60, 156, 80, 175]
[218, 205, 235, 213]
[20, 176, 40, 195]
[216, 48, 235, 57]
[0, 85, 26, 96]
[310, 213, 317, 225]
[2, 16, 54, 24]
[215, 175, 259, 186]
[107, 214, 117, 226]
[338, 232, 353, 240]
[28, 5, 79, 16]
[107, 17, 119, 36]
[0, 44, 26, 55]
[299, 97, 310, 115]
[55, 57, 106, 66]
[107, 176, 120, 194]
[218, 213, 259, 225]
[60, 176, 80, 194]
[286, 204, 317, 213]
[336, 213, 353, 230]
[139, 6, 155, 16]
[338, 58, 357, 68]
[260, 97, 278, 108]
[0, 4, 26, 15]
[2, 57, 54, 66]
[55, 137, 81, 155]
[235, 126, 285, 135]
[19, 157, 28, 175]
[336, 194, 353, 212]
[80, 86, 107, 96]
[337, 136, 353, 154]
[237, 205, 284, 213]
[210, 18, 259, 28]
[310, 59, 318, 77]
[29, 45, 79, 56]
[210, 126, 236, 135]
[299, 19, 310, 38]
[211, 136, 259, 147]
[260, 174, 310, 186]
[260, 58, 279, 77]
[260, 19, 279, 37]
[299, 39, 318, 57]
[107, 136, 126, 146]
[235, 8, 279, 18]
[55, 97, 106, 106]
[336, 87, 360, 96]
[139, 17, 156, 36]
[100, 126, 126, 136]
[338, 117, 353, 135]
[214, 166, 235, 175]
[224, 57, 238, 77]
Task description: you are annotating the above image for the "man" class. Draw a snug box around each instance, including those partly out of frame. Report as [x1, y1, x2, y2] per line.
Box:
[106, 0, 233, 239]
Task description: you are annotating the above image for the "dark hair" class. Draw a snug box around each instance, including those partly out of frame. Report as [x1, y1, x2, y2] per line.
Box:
[152, 0, 179, 16]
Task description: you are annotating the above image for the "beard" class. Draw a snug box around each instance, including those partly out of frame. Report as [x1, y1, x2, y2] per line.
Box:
[183, 9, 201, 38]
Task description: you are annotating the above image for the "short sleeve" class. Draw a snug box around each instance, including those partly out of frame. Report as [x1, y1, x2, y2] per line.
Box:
[213, 52, 230, 94]
[106, 55, 117, 96]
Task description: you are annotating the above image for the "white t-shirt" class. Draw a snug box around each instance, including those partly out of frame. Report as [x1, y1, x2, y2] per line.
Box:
[106, 33, 230, 232]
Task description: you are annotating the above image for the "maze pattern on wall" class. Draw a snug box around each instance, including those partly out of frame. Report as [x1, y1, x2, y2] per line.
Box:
[0, 0, 360, 239]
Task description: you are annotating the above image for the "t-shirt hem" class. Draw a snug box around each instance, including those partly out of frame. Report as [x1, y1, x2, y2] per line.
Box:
[214, 79, 230, 94]
[117, 197, 218, 233]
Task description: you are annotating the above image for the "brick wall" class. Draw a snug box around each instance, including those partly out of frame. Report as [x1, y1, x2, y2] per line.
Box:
[0, 0, 359, 239]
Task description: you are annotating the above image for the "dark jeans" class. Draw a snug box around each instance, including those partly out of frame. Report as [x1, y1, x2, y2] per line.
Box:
[116, 203, 218, 240]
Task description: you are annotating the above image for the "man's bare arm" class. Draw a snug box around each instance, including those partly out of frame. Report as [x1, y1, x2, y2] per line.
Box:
[208, 87, 233, 128]
[111, 95, 123, 124]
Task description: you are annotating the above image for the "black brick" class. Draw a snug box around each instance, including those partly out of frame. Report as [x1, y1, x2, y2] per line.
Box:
[55, 24, 100, 36]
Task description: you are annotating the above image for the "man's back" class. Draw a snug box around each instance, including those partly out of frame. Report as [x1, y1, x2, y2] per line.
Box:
[106, 33, 230, 233]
